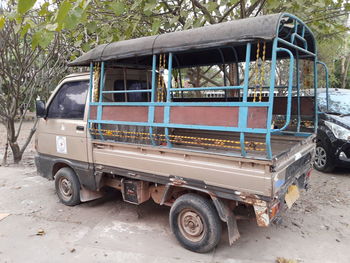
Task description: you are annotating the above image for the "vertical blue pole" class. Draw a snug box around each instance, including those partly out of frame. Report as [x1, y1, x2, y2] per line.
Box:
[301, 25, 305, 38]
[291, 21, 298, 43]
[88, 62, 94, 131]
[148, 55, 157, 145]
[239, 43, 251, 157]
[296, 53, 301, 132]
[97, 62, 105, 140]
[164, 53, 173, 147]
[313, 58, 318, 132]
[167, 53, 173, 101]
[266, 38, 278, 159]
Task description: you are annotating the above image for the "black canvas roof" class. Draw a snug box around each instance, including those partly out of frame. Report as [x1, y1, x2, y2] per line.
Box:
[69, 13, 315, 67]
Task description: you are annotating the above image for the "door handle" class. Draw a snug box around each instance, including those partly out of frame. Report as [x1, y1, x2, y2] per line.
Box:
[76, 126, 85, 131]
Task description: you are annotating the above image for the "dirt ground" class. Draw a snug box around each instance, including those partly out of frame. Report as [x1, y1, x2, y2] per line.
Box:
[0, 121, 349, 263]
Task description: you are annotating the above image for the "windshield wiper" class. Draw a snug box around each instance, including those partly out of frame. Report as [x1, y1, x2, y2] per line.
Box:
[340, 113, 350, 117]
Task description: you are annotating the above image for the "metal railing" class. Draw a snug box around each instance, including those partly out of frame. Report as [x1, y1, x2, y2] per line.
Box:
[87, 13, 324, 160]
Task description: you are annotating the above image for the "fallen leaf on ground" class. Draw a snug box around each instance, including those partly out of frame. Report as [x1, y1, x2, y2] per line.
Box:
[36, 229, 45, 236]
[0, 213, 10, 221]
[276, 257, 298, 263]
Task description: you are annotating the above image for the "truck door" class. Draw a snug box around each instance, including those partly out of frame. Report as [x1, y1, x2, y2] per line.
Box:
[37, 80, 90, 164]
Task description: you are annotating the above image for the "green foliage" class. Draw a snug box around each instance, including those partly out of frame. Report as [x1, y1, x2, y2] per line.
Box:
[0, 16, 5, 29]
[152, 19, 161, 34]
[144, 0, 157, 12]
[56, 0, 72, 25]
[3, 0, 349, 87]
[17, 0, 37, 14]
[206, 2, 218, 12]
[32, 30, 54, 49]
[109, 2, 125, 16]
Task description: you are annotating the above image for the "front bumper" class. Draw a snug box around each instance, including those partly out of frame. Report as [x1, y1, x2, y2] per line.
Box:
[35, 154, 54, 180]
[336, 142, 350, 166]
[339, 151, 350, 162]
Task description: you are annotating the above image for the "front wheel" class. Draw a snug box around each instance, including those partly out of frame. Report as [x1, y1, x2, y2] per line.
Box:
[55, 167, 81, 206]
[169, 193, 222, 253]
[314, 142, 335, 172]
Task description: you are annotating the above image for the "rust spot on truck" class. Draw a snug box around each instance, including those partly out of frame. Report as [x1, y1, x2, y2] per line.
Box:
[234, 192, 270, 227]
[253, 205, 270, 227]
[235, 191, 268, 207]
[169, 177, 187, 186]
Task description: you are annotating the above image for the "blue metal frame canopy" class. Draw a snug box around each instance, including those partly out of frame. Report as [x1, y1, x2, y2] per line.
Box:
[82, 13, 321, 160]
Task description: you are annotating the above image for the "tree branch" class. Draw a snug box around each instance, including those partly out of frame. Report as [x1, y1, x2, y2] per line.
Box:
[191, 0, 216, 24]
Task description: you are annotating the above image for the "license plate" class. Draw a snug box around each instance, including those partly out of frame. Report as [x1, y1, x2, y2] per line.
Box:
[285, 185, 300, 209]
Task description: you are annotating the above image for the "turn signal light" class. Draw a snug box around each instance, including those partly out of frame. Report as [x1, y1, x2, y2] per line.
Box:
[306, 169, 312, 177]
[269, 202, 280, 219]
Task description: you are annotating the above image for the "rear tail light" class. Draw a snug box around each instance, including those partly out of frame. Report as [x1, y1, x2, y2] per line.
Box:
[306, 169, 312, 177]
[269, 202, 280, 219]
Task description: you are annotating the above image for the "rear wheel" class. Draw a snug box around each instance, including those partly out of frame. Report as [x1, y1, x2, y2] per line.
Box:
[169, 193, 222, 253]
[314, 142, 335, 172]
[55, 167, 81, 206]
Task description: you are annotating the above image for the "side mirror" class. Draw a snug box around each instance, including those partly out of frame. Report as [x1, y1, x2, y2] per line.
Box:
[36, 100, 46, 118]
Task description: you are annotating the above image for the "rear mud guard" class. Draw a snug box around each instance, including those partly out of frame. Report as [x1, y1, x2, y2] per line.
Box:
[80, 186, 104, 202]
[211, 196, 240, 245]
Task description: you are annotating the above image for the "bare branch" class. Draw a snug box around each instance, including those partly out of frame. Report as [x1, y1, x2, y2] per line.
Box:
[218, 1, 241, 23]
[20, 118, 38, 155]
[191, 0, 216, 24]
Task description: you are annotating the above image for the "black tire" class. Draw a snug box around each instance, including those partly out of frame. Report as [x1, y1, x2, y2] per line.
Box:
[54, 167, 81, 206]
[314, 141, 335, 172]
[169, 193, 222, 253]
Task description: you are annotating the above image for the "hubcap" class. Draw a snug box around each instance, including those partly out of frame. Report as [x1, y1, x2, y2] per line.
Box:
[58, 177, 73, 201]
[178, 209, 205, 242]
[315, 146, 327, 168]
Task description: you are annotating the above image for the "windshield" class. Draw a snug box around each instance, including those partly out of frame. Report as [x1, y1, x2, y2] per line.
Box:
[318, 89, 350, 115]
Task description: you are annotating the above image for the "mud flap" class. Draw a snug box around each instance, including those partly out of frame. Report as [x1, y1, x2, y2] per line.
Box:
[211, 196, 240, 245]
[80, 186, 104, 202]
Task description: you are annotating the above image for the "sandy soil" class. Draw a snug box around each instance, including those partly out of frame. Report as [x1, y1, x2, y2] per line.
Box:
[0, 121, 349, 263]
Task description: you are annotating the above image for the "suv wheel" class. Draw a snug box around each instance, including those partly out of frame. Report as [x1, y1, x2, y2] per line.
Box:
[314, 142, 335, 172]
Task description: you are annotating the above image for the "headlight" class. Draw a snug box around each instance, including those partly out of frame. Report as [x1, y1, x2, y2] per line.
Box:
[325, 121, 350, 141]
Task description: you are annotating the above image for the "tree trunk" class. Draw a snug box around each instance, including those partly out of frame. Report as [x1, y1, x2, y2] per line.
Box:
[2, 141, 9, 166]
[341, 55, 350, 90]
[6, 117, 23, 164]
[9, 141, 22, 163]
[228, 63, 240, 97]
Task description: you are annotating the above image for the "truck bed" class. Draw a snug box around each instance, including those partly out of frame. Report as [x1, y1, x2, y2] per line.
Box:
[169, 131, 310, 160]
[90, 134, 314, 198]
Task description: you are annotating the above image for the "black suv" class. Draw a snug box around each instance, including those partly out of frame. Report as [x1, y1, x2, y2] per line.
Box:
[314, 89, 350, 172]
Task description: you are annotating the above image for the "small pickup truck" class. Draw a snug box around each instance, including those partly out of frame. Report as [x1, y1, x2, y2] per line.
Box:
[35, 13, 321, 253]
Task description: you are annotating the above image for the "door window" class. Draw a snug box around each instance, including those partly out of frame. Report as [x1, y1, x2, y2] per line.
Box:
[47, 81, 89, 119]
